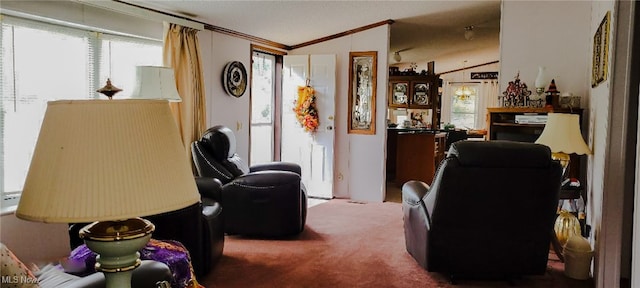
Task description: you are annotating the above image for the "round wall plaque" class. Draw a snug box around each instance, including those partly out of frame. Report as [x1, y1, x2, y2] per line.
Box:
[222, 61, 247, 97]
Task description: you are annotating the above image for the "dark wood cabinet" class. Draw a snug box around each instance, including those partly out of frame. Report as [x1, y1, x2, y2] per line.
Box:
[395, 132, 436, 186]
[486, 107, 584, 179]
[389, 81, 409, 107]
[388, 75, 438, 109]
[486, 107, 583, 142]
[386, 129, 446, 186]
[388, 75, 440, 125]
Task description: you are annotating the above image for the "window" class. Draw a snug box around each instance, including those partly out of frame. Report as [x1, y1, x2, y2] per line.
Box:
[1, 15, 162, 197]
[450, 85, 478, 129]
[250, 51, 276, 165]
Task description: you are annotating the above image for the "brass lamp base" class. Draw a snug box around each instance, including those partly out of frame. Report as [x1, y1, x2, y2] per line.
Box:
[80, 218, 155, 288]
[551, 152, 571, 179]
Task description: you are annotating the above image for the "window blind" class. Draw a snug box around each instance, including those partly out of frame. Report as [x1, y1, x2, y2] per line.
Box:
[0, 15, 162, 196]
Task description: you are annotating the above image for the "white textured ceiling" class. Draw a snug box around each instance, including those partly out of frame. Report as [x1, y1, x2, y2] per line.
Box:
[130, 0, 501, 71]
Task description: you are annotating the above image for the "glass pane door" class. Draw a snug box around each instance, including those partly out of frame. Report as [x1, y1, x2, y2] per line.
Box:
[250, 52, 276, 165]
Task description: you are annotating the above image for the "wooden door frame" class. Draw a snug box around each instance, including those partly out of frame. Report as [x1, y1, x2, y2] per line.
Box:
[249, 45, 286, 163]
[598, 1, 639, 286]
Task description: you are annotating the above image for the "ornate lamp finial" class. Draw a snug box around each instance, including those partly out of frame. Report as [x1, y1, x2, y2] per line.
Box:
[97, 78, 123, 100]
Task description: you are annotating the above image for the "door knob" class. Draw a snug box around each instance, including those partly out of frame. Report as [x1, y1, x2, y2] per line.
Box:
[327, 126, 333, 130]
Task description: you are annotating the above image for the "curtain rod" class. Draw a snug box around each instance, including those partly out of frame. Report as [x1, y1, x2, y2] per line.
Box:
[440, 60, 500, 75]
[78, 0, 205, 30]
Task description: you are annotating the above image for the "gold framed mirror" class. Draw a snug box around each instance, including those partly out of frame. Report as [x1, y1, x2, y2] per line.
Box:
[348, 51, 377, 135]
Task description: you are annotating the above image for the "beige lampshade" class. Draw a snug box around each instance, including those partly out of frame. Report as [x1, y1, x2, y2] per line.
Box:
[535, 113, 591, 155]
[130, 66, 181, 102]
[16, 99, 200, 223]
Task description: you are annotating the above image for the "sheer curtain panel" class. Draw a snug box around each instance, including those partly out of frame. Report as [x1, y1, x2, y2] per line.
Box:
[475, 80, 499, 130]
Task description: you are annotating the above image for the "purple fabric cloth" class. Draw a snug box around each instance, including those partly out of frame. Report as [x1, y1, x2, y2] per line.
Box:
[68, 239, 194, 288]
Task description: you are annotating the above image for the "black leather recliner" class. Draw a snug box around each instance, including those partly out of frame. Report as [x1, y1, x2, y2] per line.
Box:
[402, 140, 562, 282]
[191, 125, 307, 237]
[69, 178, 224, 278]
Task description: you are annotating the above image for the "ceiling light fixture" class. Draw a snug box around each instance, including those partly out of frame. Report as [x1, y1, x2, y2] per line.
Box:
[455, 60, 475, 101]
[393, 51, 402, 63]
[464, 26, 475, 41]
[455, 86, 474, 98]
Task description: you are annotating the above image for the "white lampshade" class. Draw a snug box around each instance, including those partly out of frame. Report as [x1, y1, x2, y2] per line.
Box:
[16, 99, 200, 223]
[130, 66, 181, 102]
[535, 113, 591, 155]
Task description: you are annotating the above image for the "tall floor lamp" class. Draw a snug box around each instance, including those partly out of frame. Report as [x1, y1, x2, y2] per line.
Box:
[16, 100, 200, 288]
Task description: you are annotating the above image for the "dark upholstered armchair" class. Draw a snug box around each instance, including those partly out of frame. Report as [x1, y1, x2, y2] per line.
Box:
[402, 140, 562, 282]
[191, 125, 307, 237]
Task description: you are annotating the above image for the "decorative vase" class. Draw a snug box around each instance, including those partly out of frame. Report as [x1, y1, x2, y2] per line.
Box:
[554, 210, 582, 246]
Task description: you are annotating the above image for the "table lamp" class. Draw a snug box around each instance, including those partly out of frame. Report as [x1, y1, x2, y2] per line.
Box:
[535, 113, 591, 178]
[130, 66, 182, 102]
[16, 99, 200, 288]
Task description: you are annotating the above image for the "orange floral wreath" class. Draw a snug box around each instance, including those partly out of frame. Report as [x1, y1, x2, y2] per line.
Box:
[293, 86, 319, 133]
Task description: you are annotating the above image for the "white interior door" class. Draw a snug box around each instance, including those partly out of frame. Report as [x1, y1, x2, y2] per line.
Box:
[282, 55, 336, 199]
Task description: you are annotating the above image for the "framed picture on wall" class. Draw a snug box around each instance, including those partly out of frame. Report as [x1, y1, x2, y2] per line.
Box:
[348, 51, 377, 135]
[592, 11, 610, 88]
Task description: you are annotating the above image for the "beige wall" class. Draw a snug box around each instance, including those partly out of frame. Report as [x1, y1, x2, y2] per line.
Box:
[199, 31, 253, 161]
[588, 1, 617, 285]
[0, 212, 69, 264]
[500, 0, 594, 230]
[290, 25, 391, 202]
[500, 1, 591, 104]
[199, 26, 391, 202]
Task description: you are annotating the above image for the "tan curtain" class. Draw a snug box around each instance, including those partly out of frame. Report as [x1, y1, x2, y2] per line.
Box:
[163, 23, 207, 161]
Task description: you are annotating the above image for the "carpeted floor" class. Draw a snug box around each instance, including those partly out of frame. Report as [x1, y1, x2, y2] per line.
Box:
[199, 200, 593, 288]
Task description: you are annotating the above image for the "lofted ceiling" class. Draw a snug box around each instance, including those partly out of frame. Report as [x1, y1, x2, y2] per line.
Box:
[130, 0, 501, 72]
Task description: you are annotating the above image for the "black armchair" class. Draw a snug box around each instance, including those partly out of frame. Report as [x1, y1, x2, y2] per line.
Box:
[191, 125, 307, 237]
[402, 140, 562, 282]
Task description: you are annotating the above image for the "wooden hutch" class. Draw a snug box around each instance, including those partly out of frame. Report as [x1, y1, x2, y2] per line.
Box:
[388, 74, 440, 127]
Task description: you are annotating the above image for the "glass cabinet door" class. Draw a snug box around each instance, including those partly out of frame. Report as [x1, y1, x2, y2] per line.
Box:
[410, 82, 431, 108]
[389, 81, 409, 108]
